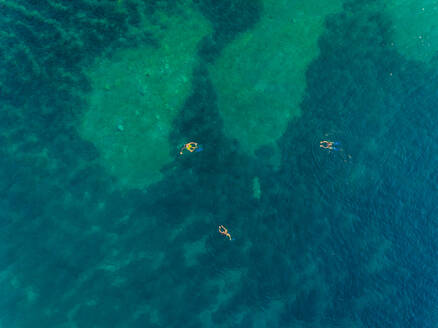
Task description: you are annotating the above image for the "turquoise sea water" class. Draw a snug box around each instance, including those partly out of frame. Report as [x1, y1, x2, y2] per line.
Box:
[1, 0, 438, 327]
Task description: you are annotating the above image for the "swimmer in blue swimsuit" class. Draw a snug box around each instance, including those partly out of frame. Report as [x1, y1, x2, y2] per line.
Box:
[320, 140, 339, 151]
[180, 142, 203, 155]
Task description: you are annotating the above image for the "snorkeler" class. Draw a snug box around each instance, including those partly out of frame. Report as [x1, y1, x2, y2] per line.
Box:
[218, 225, 232, 240]
[179, 142, 203, 155]
[320, 140, 340, 151]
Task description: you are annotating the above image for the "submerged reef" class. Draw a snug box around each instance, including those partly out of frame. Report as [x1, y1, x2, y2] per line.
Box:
[209, 0, 343, 157]
[0, 0, 129, 113]
[196, 0, 262, 61]
[383, 0, 438, 63]
[79, 3, 212, 189]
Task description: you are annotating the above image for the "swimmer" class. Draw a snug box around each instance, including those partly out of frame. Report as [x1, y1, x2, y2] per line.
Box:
[218, 225, 232, 240]
[180, 142, 203, 155]
[320, 140, 340, 151]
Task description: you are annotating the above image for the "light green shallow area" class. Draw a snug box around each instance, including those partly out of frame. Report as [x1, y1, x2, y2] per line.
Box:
[79, 4, 211, 189]
[209, 0, 344, 157]
[384, 0, 438, 63]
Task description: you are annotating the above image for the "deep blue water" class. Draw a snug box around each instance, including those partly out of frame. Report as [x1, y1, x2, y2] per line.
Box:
[1, 0, 438, 327]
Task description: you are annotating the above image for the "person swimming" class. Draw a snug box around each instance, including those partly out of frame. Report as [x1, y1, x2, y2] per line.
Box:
[180, 142, 203, 155]
[218, 225, 232, 240]
[320, 140, 340, 151]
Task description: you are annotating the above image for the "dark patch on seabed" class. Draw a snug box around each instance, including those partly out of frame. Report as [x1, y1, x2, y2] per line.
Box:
[1, 0, 437, 327]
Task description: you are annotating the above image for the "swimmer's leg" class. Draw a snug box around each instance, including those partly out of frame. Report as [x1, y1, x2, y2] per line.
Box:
[334, 141, 340, 146]
[196, 145, 203, 152]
